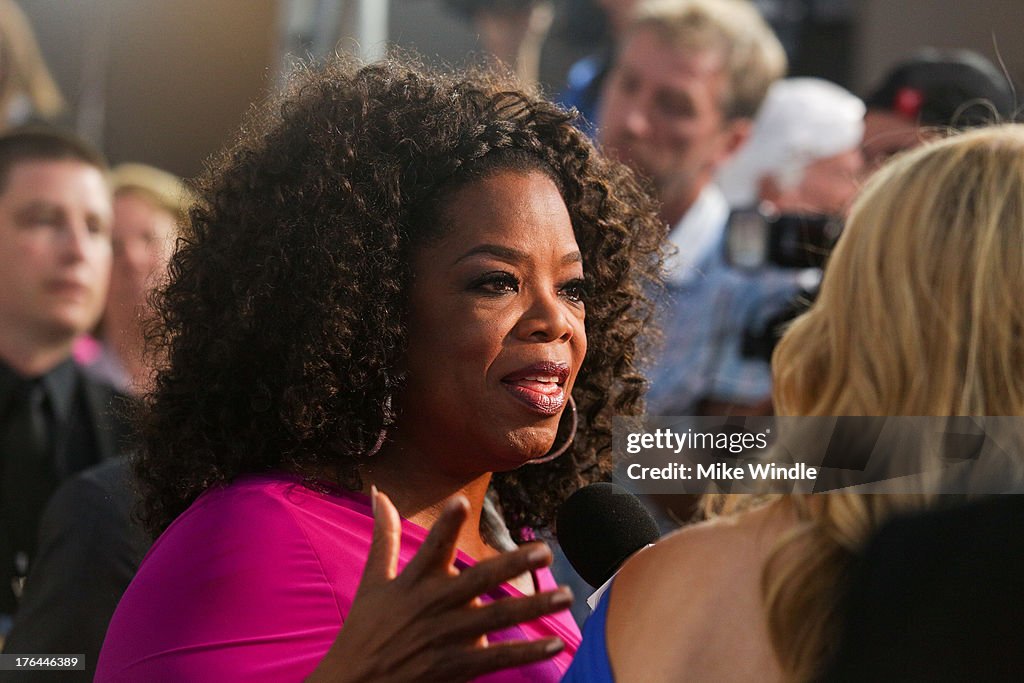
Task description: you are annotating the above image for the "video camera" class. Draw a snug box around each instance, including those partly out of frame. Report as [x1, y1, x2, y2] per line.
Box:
[724, 206, 843, 362]
[725, 206, 842, 271]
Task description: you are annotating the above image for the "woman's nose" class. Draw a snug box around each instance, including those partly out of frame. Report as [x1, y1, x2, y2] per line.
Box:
[516, 290, 574, 343]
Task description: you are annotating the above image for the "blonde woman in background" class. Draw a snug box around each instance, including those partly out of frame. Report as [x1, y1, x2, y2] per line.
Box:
[76, 164, 191, 393]
[0, 0, 64, 128]
[563, 124, 1024, 682]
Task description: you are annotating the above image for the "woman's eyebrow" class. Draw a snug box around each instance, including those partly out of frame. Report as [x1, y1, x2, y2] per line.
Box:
[453, 244, 583, 266]
[453, 244, 527, 265]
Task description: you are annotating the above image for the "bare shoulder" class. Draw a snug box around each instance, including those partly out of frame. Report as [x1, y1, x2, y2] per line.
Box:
[613, 502, 791, 599]
[605, 502, 792, 682]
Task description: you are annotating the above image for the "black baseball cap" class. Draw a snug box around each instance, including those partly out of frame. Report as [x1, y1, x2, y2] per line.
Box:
[865, 49, 1018, 127]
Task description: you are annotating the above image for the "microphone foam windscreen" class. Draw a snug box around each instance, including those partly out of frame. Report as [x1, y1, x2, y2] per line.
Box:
[556, 482, 661, 589]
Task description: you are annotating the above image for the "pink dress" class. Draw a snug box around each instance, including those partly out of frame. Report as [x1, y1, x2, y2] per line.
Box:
[95, 473, 579, 682]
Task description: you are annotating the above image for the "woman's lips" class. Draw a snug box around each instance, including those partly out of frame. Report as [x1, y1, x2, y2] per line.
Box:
[502, 381, 565, 415]
[501, 362, 570, 416]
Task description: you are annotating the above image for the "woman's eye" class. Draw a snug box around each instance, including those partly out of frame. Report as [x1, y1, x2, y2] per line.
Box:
[472, 272, 520, 294]
[561, 278, 587, 303]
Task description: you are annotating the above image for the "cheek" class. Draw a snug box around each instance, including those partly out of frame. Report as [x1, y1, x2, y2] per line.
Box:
[598, 83, 627, 125]
[410, 305, 508, 383]
[16, 239, 56, 281]
[805, 176, 851, 210]
[448, 315, 508, 370]
[827, 178, 854, 204]
[110, 251, 130, 274]
[156, 241, 176, 271]
[89, 251, 112, 296]
[0, 251, 19, 291]
[571, 318, 588, 381]
[662, 120, 698, 152]
[90, 236, 113, 265]
[143, 246, 167, 276]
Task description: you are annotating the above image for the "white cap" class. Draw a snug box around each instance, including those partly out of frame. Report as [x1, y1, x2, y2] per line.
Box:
[717, 77, 866, 208]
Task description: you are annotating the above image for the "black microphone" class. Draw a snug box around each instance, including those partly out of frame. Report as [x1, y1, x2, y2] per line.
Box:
[556, 483, 661, 589]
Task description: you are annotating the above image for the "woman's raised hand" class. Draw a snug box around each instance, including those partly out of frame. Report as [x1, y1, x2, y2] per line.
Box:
[306, 488, 572, 682]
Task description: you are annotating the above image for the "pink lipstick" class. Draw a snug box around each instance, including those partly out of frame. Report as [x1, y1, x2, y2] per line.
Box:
[501, 361, 570, 416]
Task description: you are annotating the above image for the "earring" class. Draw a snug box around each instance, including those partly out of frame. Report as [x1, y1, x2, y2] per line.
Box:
[364, 427, 388, 458]
[524, 395, 577, 465]
[364, 395, 392, 458]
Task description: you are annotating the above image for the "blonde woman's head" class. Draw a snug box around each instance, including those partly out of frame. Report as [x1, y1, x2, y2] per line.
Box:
[105, 163, 191, 322]
[774, 124, 1024, 417]
[714, 124, 1024, 682]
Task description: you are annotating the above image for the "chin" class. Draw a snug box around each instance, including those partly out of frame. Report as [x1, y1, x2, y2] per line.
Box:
[45, 311, 100, 339]
[492, 427, 559, 470]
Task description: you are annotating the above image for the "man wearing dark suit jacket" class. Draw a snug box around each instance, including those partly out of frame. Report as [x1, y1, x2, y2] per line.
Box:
[2, 459, 149, 682]
[0, 128, 146, 680]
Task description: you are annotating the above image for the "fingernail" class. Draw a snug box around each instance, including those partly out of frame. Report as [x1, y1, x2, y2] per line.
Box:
[371, 485, 379, 515]
[526, 545, 550, 565]
[550, 587, 573, 609]
[445, 495, 469, 515]
[544, 638, 564, 654]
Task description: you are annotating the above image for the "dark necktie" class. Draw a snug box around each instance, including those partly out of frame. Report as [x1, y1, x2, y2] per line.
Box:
[1, 379, 56, 612]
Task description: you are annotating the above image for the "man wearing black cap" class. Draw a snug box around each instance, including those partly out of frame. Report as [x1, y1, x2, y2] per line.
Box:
[862, 48, 1017, 168]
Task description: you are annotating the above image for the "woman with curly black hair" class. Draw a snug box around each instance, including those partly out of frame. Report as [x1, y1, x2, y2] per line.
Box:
[96, 55, 663, 682]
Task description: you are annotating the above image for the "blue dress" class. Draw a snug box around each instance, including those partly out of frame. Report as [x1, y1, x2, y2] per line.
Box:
[560, 588, 614, 682]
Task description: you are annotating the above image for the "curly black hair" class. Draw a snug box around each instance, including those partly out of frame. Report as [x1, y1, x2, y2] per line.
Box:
[136, 55, 665, 538]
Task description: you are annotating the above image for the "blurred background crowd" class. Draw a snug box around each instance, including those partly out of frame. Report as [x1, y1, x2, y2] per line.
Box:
[1, 1, 1022, 680]
[10, 0, 1023, 178]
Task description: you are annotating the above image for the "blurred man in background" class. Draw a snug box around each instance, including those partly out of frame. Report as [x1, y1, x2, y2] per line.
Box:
[0, 128, 143, 680]
[596, 0, 787, 415]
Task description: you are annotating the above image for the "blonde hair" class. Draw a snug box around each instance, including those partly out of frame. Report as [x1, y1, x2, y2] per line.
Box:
[711, 124, 1024, 682]
[0, 0, 64, 122]
[110, 163, 194, 226]
[629, 0, 787, 119]
[775, 125, 1024, 417]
